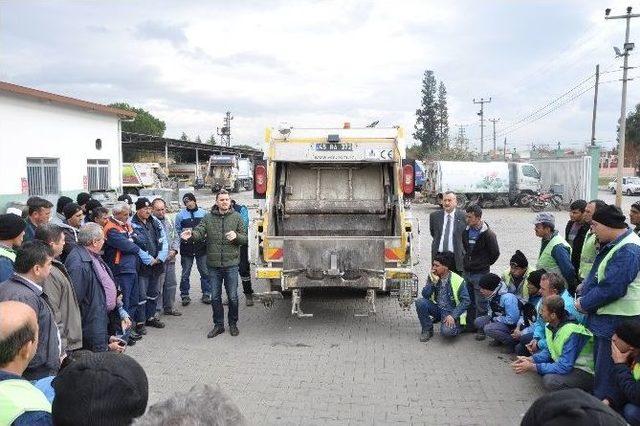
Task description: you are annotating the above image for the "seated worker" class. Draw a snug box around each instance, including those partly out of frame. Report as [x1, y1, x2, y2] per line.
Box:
[415, 252, 471, 342]
[512, 269, 546, 356]
[474, 273, 521, 350]
[503, 250, 531, 300]
[512, 295, 594, 392]
[526, 272, 585, 356]
[604, 320, 640, 425]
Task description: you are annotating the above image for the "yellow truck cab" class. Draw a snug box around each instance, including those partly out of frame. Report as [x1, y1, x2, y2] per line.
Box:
[253, 126, 418, 317]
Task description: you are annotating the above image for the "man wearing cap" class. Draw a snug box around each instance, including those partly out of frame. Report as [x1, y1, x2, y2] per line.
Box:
[534, 212, 576, 294]
[414, 251, 470, 342]
[0, 213, 27, 282]
[603, 320, 640, 424]
[474, 273, 521, 348]
[23, 197, 53, 242]
[0, 300, 52, 425]
[52, 351, 148, 425]
[174, 193, 210, 306]
[576, 204, 640, 404]
[131, 197, 168, 331]
[566, 200, 590, 277]
[630, 201, 640, 237]
[579, 200, 607, 283]
[503, 250, 531, 301]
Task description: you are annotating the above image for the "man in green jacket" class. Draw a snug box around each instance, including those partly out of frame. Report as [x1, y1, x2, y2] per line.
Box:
[181, 190, 247, 338]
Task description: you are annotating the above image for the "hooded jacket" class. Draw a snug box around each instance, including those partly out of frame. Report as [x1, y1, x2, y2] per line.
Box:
[190, 206, 248, 268]
[462, 221, 500, 273]
[487, 281, 521, 326]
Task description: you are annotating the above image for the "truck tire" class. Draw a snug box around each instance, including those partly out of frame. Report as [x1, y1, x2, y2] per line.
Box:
[627, 189, 633, 196]
[457, 194, 468, 208]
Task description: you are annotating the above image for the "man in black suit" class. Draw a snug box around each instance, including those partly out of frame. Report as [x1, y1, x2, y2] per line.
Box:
[429, 191, 466, 273]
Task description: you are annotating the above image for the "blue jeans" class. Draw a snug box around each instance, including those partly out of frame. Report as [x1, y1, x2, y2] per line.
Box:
[515, 331, 534, 356]
[157, 261, 177, 312]
[138, 269, 162, 323]
[180, 255, 211, 296]
[465, 272, 489, 318]
[474, 315, 517, 347]
[116, 273, 138, 320]
[623, 403, 640, 425]
[415, 298, 461, 337]
[209, 265, 239, 327]
[594, 335, 623, 401]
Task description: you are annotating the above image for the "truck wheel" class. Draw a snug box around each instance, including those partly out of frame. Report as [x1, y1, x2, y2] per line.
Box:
[457, 194, 468, 208]
[627, 189, 633, 196]
[611, 187, 616, 194]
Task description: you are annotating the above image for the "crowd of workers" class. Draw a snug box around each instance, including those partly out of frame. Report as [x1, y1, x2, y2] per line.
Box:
[0, 190, 248, 424]
[421, 191, 640, 424]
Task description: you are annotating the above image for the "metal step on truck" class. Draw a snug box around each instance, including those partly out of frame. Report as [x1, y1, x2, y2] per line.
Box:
[252, 125, 419, 317]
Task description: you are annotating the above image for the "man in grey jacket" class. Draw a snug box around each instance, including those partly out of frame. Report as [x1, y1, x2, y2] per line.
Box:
[152, 198, 181, 317]
[34, 223, 82, 353]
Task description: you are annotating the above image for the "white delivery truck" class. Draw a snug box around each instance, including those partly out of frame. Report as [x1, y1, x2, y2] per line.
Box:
[236, 158, 253, 191]
[424, 161, 540, 207]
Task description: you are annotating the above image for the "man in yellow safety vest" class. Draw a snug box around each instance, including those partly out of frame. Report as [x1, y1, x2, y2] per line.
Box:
[534, 212, 577, 294]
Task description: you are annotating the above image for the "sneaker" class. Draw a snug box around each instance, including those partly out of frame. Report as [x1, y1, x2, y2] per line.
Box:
[127, 338, 136, 346]
[181, 295, 191, 306]
[201, 294, 212, 304]
[475, 332, 487, 341]
[245, 294, 254, 307]
[145, 317, 165, 329]
[135, 324, 147, 335]
[229, 324, 239, 336]
[419, 329, 434, 342]
[164, 308, 182, 316]
[207, 325, 225, 338]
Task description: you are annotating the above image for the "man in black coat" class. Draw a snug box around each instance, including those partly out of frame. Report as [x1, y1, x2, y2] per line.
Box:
[565, 199, 590, 277]
[429, 191, 466, 273]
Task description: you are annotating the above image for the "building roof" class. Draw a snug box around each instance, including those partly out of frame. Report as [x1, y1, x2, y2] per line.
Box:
[0, 81, 137, 119]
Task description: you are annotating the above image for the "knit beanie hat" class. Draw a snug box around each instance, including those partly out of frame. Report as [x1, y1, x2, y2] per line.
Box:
[526, 269, 546, 290]
[56, 196, 73, 214]
[182, 192, 197, 203]
[76, 192, 91, 206]
[63, 203, 83, 220]
[521, 388, 626, 426]
[510, 250, 528, 268]
[52, 351, 149, 426]
[592, 204, 627, 229]
[135, 197, 151, 210]
[615, 320, 640, 349]
[0, 213, 26, 240]
[479, 273, 501, 291]
[433, 251, 456, 271]
[85, 199, 103, 214]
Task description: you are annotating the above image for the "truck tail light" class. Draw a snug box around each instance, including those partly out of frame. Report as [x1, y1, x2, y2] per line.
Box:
[402, 159, 415, 198]
[254, 160, 267, 199]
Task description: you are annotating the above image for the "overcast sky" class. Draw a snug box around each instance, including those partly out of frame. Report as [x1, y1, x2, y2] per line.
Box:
[2, 0, 639, 151]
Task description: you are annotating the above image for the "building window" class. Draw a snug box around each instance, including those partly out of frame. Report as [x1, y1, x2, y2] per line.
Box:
[95, 138, 102, 150]
[26, 158, 60, 196]
[87, 159, 110, 191]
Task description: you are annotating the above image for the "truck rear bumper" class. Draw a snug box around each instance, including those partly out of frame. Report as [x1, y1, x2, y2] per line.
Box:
[256, 267, 415, 290]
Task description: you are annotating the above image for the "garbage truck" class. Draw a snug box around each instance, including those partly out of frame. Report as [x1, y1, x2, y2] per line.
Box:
[423, 161, 541, 207]
[252, 126, 419, 317]
[205, 155, 239, 192]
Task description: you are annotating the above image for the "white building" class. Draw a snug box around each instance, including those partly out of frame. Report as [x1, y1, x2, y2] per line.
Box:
[0, 81, 135, 208]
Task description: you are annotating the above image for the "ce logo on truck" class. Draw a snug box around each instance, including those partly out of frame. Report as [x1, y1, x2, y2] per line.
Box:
[380, 149, 393, 160]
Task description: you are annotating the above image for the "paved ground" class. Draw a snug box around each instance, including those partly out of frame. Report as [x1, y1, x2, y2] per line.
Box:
[127, 189, 637, 425]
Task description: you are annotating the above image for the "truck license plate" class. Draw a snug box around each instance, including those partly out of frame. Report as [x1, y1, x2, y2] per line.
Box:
[315, 143, 353, 151]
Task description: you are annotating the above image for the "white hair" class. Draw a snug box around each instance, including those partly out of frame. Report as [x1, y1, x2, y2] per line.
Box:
[77, 222, 103, 246]
[111, 201, 130, 215]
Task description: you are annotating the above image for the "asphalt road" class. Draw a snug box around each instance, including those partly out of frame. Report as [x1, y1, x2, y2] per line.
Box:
[127, 189, 636, 425]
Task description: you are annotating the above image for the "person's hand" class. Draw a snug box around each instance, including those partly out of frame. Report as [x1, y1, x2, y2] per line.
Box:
[603, 399, 610, 406]
[168, 250, 177, 261]
[526, 339, 538, 354]
[108, 336, 125, 353]
[180, 229, 192, 240]
[611, 340, 630, 364]
[225, 231, 237, 241]
[576, 283, 584, 296]
[443, 315, 455, 328]
[511, 357, 535, 374]
[151, 258, 160, 266]
[511, 328, 522, 340]
[121, 317, 132, 331]
[574, 298, 586, 313]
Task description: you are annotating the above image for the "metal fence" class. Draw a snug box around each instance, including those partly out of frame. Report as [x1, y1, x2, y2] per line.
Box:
[87, 159, 110, 191]
[26, 158, 59, 196]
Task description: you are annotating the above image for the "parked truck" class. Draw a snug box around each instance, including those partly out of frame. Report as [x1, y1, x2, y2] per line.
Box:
[237, 158, 253, 191]
[252, 126, 418, 317]
[423, 161, 541, 207]
[122, 162, 165, 195]
[205, 155, 239, 192]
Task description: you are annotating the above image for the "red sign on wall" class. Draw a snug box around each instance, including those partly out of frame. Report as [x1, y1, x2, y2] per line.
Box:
[83, 175, 88, 190]
[20, 178, 28, 195]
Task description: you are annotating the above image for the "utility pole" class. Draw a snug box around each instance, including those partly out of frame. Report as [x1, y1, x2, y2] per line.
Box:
[590, 64, 600, 146]
[473, 97, 492, 156]
[489, 118, 500, 152]
[503, 137, 507, 160]
[606, 6, 639, 207]
[217, 111, 234, 147]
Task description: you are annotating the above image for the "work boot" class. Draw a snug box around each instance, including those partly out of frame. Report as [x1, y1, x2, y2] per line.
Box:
[207, 325, 225, 338]
[419, 329, 434, 342]
[164, 308, 182, 316]
[129, 330, 143, 341]
[201, 294, 212, 304]
[245, 294, 254, 307]
[229, 324, 239, 336]
[475, 332, 487, 341]
[135, 323, 147, 335]
[181, 295, 191, 306]
[145, 317, 165, 329]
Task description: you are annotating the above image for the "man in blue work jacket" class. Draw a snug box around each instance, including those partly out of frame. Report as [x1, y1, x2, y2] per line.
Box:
[576, 204, 640, 403]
